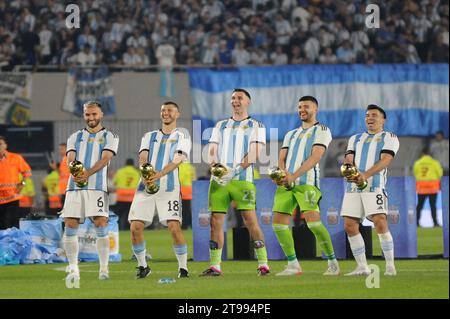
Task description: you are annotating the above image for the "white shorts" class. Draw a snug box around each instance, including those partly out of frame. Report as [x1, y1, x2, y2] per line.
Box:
[60, 190, 109, 223]
[341, 190, 388, 222]
[128, 190, 182, 227]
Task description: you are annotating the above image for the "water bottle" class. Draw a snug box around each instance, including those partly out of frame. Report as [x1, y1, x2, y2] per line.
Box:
[158, 277, 176, 284]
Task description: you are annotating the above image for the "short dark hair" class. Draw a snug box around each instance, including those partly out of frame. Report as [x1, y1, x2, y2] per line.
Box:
[298, 96, 319, 107]
[0, 135, 6, 143]
[83, 100, 102, 108]
[367, 104, 386, 119]
[162, 101, 179, 110]
[125, 158, 134, 166]
[233, 88, 251, 100]
[436, 130, 444, 136]
[422, 147, 430, 155]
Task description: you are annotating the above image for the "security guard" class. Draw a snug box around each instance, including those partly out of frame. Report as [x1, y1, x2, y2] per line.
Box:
[113, 158, 140, 229]
[413, 148, 443, 227]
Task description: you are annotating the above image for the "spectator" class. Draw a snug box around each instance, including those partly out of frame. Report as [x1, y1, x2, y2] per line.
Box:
[232, 40, 251, 66]
[250, 46, 268, 65]
[319, 47, 337, 64]
[303, 32, 320, 63]
[156, 40, 176, 67]
[270, 45, 288, 65]
[123, 47, 142, 66]
[430, 131, 449, 175]
[336, 40, 356, 63]
[413, 148, 443, 227]
[72, 44, 96, 66]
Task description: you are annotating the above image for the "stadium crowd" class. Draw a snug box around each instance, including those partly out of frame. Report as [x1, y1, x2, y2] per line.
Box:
[0, 0, 449, 70]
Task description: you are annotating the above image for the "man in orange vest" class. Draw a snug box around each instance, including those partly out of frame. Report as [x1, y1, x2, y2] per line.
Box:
[113, 158, 140, 229]
[50, 143, 69, 206]
[43, 166, 62, 215]
[414, 148, 444, 227]
[0, 136, 32, 229]
[179, 162, 196, 229]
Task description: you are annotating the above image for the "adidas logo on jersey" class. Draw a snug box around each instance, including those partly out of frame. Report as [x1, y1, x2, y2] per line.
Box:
[377, 206, 383, 210]
[98, 209, 104, 213]
[172, 212, 178, 216]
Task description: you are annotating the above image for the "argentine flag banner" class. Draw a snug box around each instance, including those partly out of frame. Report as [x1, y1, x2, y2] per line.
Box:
[189, 64, 449, 141]
[62, 65, 116, 117]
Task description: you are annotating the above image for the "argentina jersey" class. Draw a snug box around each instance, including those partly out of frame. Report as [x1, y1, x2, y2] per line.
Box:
[209, 117, 266, 183]
[346, 131, 399, 192]
[66, 128, 119, 192]
[283, 123, 332, 188]
[137, 128, 191, 193]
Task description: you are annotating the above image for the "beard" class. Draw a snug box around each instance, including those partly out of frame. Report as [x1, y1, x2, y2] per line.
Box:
[86, 119, 100, 128]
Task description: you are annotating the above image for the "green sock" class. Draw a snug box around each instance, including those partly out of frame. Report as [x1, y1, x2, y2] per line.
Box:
[307, 221, 336, 260]
[272, 224, 297, 261]
[253, 241, 268, 266]
[210, 248, 222, 267]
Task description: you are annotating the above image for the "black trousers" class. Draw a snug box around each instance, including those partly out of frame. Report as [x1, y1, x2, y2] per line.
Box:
[181, 199, 192, 229]
[416, 193, 438, 226]
[115, 201, 132, 230]
[0, 200, 20, 230]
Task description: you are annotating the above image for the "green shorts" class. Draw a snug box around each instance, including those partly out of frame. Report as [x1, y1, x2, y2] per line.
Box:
[208, 180, 256, 212]
[272, 184, 322, 215]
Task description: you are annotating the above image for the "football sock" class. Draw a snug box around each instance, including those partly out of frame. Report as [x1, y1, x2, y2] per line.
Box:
[378, 231, 394, 267]
[253, 240, 268, 267]
[273, 224, 297, 262]
[63, 227, 79, 267]
[95, 226, 110, 272]
[307, 221, 336, 261]
[173, 244, 188, 270]
[348, 233, 368, 267]
[132, 242, 147, 268]
[209, 240, 222, 270]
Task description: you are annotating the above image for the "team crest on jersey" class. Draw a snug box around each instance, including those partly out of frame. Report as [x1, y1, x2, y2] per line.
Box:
[376, 137, 382, 142]
[366, 138, 372, 143]
[299, 133, 311, 139]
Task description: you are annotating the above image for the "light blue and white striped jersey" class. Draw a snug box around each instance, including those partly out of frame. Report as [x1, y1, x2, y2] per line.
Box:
[209, 117, 266, 183]
[137, 128, 191, 193]
[346, 131, 400, 192]
[282, 123, 332, 188]
[66, 128, 119, 192]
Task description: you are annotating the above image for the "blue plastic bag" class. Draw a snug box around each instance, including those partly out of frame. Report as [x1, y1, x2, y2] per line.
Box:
[0, 227, 33, 266]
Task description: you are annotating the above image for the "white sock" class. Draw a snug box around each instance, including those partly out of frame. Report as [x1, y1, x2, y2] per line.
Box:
[173, 244, 188, 270]
[378, 231, 395, 267]
[96, 236, 110, 272]
[135, 249, 147, 268]
[348, 233, 368, 268]
[63, 235, 79, 267]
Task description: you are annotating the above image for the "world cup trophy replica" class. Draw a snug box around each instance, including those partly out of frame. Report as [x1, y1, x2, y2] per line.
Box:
[69, 160, 88, 188]
[268, 166, 294, 190]
[340, 163, 368, 190]
[210, 163, 229, 179]
[140, 163, 159, 194]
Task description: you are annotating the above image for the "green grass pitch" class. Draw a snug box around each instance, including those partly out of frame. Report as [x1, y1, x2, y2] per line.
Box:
[0, 227, 447, 299]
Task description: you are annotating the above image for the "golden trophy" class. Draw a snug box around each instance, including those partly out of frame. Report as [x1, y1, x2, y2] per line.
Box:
[340, 163, 367, 190]
[69, 160, 88, 187]
[140, 163, 159, 194]
[268, 166, 294, 190]
[210, 163, 229, 178]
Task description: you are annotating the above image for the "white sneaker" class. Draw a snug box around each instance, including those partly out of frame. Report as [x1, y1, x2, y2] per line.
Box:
[323, 261, 340, 276]
[384, 265, 397, 276]
[275, 265, 303, 276]
[344, 265, 371, 276]
[99, 269, 110, 280]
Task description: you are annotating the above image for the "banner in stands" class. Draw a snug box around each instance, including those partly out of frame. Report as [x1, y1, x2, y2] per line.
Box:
[189, 64, 449, 140]
[0, 73, 32, 126]
[62, 65, 116, 117]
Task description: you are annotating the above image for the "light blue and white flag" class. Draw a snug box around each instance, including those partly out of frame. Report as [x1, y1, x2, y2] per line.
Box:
[189, 64, 449, 140]
[62, 65, 116, 116]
